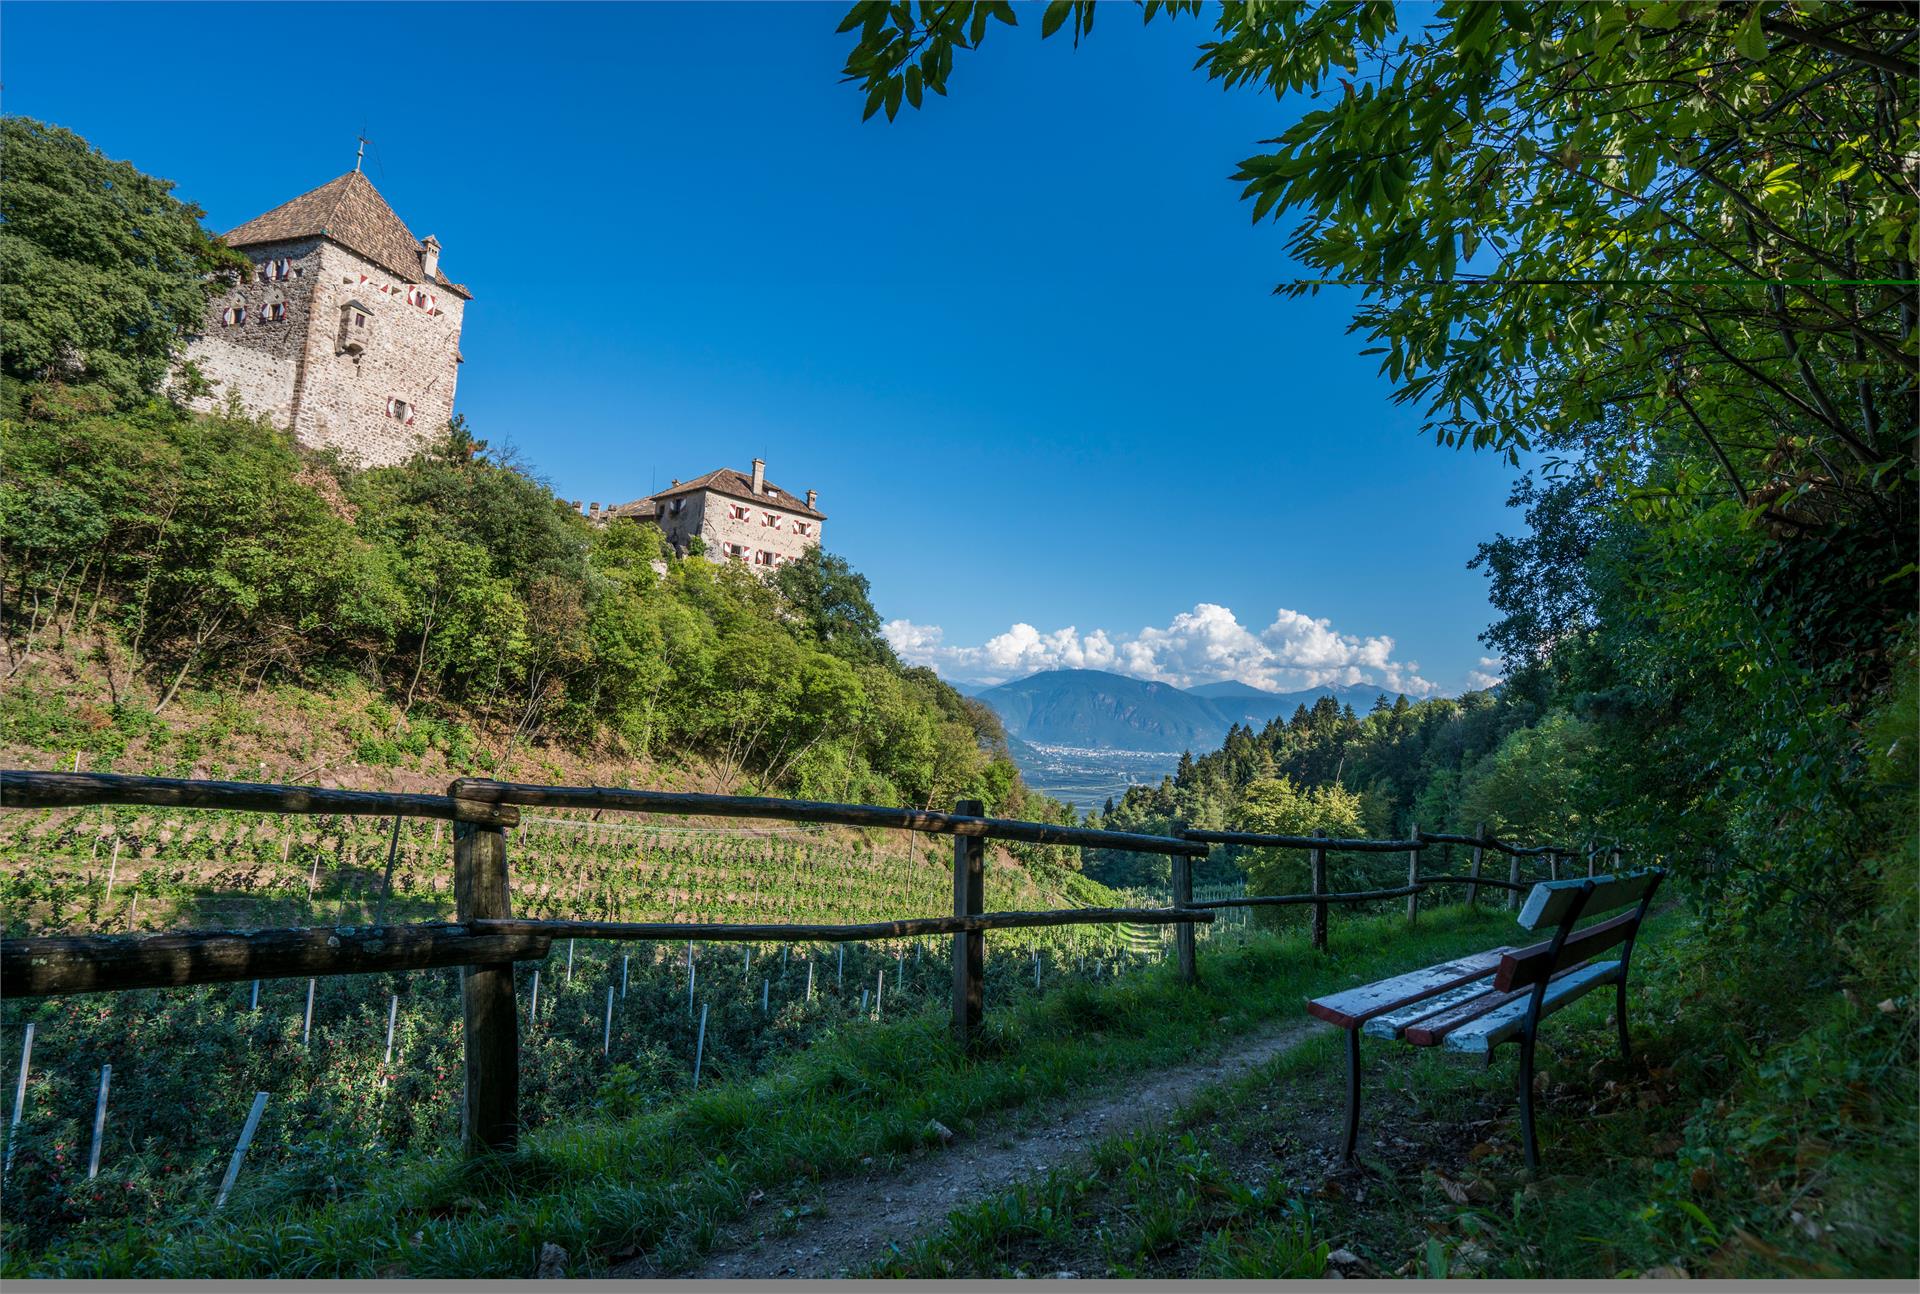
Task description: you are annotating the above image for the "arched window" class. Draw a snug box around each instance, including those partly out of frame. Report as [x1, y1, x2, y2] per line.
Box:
[406, 286, 438, 311]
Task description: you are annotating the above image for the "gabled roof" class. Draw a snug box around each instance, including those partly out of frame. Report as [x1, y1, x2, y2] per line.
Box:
[222, 170, 470, 298]
[644, 467, 826, 520]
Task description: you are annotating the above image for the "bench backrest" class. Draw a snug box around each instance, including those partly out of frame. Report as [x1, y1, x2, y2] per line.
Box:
[1493, 869, 1665, 994]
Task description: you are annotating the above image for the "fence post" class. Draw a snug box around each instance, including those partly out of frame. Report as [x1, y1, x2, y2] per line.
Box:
[1172, 827, 1196, 985]
[1310, 828, 1329, 951]
[1466, 821, 1485, 908]
[1548, 849, 1561, 882]
[951, 799, 985, 1049]
[454, 818, 518, 1155]
[1406, 824, 1421, 924]
[1586, 844, 1597, 878]
[1507, 847, 1521, 911]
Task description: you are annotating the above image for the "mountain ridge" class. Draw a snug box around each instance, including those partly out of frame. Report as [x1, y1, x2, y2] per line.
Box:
[972, 668, 1394, 754]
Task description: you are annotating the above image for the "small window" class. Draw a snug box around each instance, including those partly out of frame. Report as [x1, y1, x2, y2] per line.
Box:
[262, 302, 287, 323]
[761, 511, 778, 527]
[220, 306, 245, 327]
[792, 520, 811, 537]
[355, 313, 367, 328]
[669, 498, 684, 516]
[385, 397, 414, 426]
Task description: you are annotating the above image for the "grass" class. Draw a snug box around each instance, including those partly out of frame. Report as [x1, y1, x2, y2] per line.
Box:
[8, 902, 1520, 1276]
[867, 904, 1920, 1279]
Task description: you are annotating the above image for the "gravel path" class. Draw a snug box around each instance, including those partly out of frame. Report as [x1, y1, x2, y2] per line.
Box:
[626, 1017, 1328, 1279]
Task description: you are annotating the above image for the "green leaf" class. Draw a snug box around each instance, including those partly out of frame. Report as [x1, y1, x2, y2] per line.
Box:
[1041, 0, 1072, 38]
[1735, 7, 1768, 60]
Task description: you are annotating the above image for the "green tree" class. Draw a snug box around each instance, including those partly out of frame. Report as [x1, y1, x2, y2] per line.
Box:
[0, 117, 246, 401]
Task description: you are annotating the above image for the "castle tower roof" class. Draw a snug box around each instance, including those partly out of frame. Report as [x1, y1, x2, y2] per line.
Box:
[222, 170, 470, 298]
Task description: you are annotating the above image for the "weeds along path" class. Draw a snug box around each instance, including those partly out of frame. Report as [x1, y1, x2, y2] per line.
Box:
[648, 1017, 1329, 1280]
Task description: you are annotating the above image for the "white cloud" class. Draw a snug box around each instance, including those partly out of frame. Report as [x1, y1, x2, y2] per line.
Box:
[885, 602, 1440, 696]
[1465, 656, 1506, 691]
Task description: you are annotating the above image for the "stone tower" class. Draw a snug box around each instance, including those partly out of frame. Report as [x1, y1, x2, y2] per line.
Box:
[183, 170, 470, 467]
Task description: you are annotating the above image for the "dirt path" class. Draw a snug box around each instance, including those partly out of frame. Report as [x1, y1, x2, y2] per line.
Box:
[643, 1018, 1329, 1280]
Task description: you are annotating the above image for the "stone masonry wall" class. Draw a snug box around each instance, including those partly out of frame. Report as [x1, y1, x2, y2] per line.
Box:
[295, 242, 464, 466]
[182, 236, 321, 428]
[183, 239, 465, 467]
[700, 492, 821, 571]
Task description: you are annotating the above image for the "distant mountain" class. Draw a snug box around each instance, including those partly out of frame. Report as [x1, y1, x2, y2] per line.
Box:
[975, 669, 1391, 754]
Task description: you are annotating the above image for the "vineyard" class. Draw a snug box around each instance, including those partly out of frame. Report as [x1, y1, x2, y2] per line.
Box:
[0, 798, 1206, 1266]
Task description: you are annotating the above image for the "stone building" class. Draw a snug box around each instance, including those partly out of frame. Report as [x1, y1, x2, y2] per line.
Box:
[587, 459, 825, 571]
[182, 169, 469, 467]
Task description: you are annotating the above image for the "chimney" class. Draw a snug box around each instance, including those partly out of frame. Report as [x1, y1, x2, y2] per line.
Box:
[751, 458, 766, 495]
[806, 489, 817, 510]
[419, 235, 441, 280]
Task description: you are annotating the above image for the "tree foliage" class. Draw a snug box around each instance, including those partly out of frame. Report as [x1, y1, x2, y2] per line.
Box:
[0, 117, 247, 401]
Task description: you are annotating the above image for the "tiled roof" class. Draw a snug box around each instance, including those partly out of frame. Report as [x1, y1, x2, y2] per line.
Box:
[647, 467, 826, 520]
[222, 171, 470, 299]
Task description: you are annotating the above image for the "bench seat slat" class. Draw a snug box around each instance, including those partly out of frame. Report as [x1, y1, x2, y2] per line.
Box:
[1306, 948, 1511, 1030]
[1402, 962, 1590, 1046]
[1360, 976, 1503, 1039]
[1437, 961, 1623, 1054]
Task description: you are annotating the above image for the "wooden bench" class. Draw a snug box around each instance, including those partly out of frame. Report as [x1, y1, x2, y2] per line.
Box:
[1306, 869, 1665, 1169]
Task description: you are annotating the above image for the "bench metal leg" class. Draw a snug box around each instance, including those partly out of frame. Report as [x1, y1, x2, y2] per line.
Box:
[1615, 975, 1632, 1063]
[1516, 1033, 1541, 1170]
[1342, 1027, 1362, 1162]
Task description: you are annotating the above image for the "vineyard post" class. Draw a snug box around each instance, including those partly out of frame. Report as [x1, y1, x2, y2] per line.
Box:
[214, 1091, 269, 1211]
[566, 938, 575, 986]
[1508, 848, 1522, 911]
[529, 970, 541, 1024]
[875, 968, 884, 1018]
[692, 1003, 708, 1086]
[1406, 825, 1421, 924]
[1466, 823, 1485, 908]
[383, 993, 399, 1065]
[603, 987, 614, 1055]
[303, 978, 315, 1045]
[1548, 850, 1561, 882]
[806, 958, 815, 1001]
[249, 979, 259, 1011]
[1172, 826, 1196, 985]
[761, 979, 770, 1013]
[621, 954, 629, 998]
[453, 818, 519, 1155]
[837, 944, 844, 990]
[4, 1021, 33, 1182]
[1303, 828, 1328, 950]
[105, 838, 119, 905]
[1587, 844, 1598, 878]
[951, 798, 986, 1049]
[1611, 842, 1623, 873]
[87, 1064, 110, 1180]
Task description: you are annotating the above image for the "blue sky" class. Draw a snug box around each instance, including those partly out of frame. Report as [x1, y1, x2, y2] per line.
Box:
[7, 1, 1516, 695]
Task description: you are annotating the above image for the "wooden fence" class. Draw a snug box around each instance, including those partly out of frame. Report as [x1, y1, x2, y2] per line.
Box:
[0, 770, 1613, 1157]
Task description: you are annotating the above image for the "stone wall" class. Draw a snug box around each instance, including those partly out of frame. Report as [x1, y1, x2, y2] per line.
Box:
[181, 236, 321, 428]
[183, 239, 465, 467]
[699, 492, 821, 571]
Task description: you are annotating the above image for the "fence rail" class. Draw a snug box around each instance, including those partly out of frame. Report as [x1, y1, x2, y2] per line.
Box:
[0, 770, 1614, 1158]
